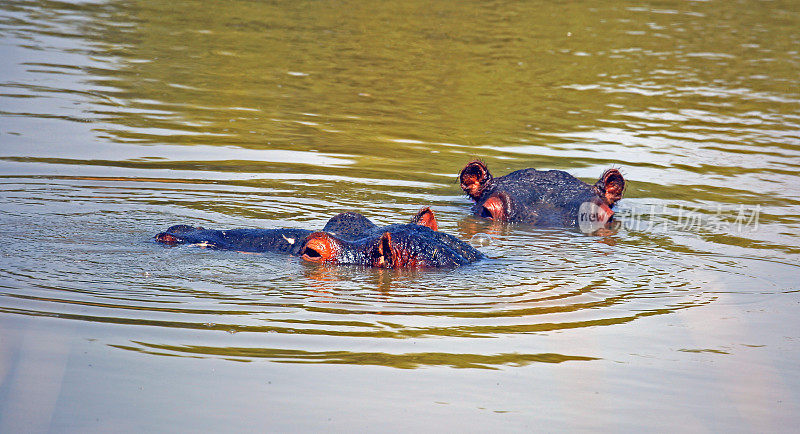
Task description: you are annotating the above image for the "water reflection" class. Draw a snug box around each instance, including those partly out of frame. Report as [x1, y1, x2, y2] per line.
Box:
[6, 200, 790, 347]
[1, 0, 800, 429]
[110, 342, 600, 369]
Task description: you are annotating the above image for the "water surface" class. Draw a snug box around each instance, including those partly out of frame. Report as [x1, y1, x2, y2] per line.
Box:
[1, 0, 799, 431]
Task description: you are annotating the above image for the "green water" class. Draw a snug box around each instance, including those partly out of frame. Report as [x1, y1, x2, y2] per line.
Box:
[1, 0, 799, 431]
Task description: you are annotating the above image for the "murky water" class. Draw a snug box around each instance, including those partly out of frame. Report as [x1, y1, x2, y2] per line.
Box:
[1, 0, 799, 431]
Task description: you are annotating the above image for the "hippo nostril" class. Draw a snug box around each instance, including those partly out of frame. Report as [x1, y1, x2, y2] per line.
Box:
[155, 233, 180, 244]
[300, 233, 335, 263]
[302, 247, 321, 259]
[480, 195, 507, 221]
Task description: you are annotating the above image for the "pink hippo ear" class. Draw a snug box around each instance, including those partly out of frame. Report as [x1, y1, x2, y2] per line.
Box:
[595, 169, 625, 206]
[459, 160, 492, 200]
[410, 207, 438, 231]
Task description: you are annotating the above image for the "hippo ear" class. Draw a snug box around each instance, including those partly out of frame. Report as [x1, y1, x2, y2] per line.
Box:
[300, 232, 341, 263]
[373, 232, 395, 268]
[595, 169, 625, 206]
[459, 160, 492, 200]
[410, 207, 438, 231]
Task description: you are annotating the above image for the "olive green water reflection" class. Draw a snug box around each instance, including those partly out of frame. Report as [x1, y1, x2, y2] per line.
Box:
[1, 0, 800, 431]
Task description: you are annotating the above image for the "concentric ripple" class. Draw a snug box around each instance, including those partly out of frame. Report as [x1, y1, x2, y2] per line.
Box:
[1, 0, 799, 374]
[2, 179, 797, 368]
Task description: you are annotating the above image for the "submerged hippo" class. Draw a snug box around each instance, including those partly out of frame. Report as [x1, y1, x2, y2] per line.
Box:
[459, 160, 625, 227]
[155, 207, 483, 269]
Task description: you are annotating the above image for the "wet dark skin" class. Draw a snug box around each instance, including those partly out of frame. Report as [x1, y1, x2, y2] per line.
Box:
[459, 160, 625, 226]
[155, 207, 483, 269]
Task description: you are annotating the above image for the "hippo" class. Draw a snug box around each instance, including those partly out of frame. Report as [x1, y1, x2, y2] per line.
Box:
[155, 207, 483, 269]
[459, 160, 625, 228]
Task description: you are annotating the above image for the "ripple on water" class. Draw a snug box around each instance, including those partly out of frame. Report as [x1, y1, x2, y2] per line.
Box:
[0, 0, 798, 372]
[2, 204, 797, 368]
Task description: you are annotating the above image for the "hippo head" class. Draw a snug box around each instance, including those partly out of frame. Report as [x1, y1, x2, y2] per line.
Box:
[299, 207, 482, 268]
[319, 207, 437, 240]
[459, 160, 625, 225]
